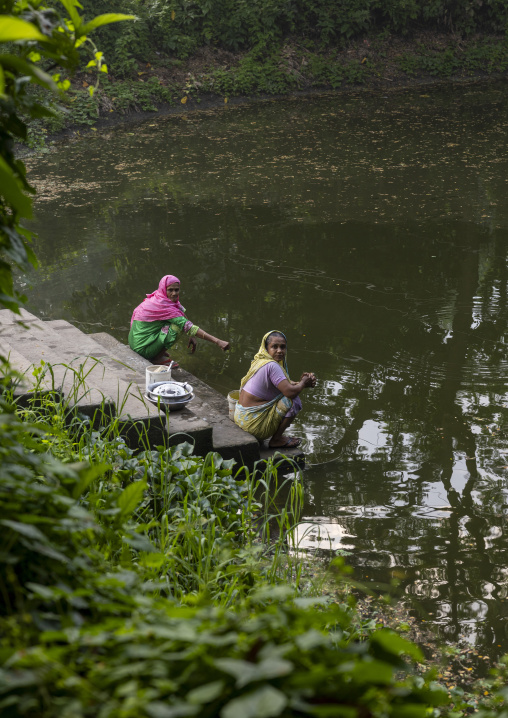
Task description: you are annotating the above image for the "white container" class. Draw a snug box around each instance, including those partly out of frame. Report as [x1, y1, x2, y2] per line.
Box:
[146, 364, 172, 391]
[228, 390, 239, 421]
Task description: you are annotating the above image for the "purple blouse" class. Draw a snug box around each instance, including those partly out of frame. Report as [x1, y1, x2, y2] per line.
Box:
[243, 362, 287, 401]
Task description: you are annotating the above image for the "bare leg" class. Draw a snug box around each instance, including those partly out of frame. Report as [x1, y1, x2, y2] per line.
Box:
[268, 417, 301, 448]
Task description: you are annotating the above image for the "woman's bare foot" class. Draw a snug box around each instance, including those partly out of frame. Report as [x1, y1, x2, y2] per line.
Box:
[153, 351, 179, 368]
[268, 436, 301, 449]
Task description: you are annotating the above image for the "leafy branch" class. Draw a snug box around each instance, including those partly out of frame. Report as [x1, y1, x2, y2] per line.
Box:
[0, 0, 134, 313]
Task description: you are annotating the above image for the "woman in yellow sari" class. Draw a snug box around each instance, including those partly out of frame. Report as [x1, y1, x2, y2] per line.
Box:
[234, 330, 316, 448]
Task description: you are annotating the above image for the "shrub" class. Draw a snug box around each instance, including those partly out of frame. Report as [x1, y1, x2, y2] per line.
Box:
[82, 0, 508, 77]
[0, 377, 453, 717]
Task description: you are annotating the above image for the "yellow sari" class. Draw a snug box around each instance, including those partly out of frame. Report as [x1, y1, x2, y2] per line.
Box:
[234, 330, 293, 441]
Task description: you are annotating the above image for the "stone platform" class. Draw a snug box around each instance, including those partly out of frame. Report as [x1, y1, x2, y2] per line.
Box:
[0, 309, 304, 472]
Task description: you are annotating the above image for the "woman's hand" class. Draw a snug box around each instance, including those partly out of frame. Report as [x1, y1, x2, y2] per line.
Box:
[278, 373, 316, 399]
[188, 337, 197, 354]
[301, 372, 317, 388]
[217, 339, 230, 352]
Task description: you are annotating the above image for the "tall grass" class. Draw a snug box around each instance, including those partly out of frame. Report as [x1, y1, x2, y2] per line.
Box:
[0, 359, 465, 718]
[3, 358, 309, 604]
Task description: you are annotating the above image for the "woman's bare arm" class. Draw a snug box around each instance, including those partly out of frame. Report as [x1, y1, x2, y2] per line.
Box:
[277, 372, 316, 399]
[194, 328, 230, 351]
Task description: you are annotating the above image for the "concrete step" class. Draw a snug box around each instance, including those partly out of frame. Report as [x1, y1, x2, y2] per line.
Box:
[88, 331, 305, 471]
[0, 310, 167, 448]
[44, 319, 213, 455]
[88, 330, 261, 468]
[1, 343, 63, 408]
[1, 309, 304, 470]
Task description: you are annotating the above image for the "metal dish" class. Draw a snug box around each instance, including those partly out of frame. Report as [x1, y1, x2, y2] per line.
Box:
[144, 391, 194, 412]
[147, 381, 193, 403]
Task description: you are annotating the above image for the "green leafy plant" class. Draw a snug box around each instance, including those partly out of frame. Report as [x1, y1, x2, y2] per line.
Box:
[0, 380, 457, 718]
[75, 0, 508, 77]
[0, 0, 133, 314]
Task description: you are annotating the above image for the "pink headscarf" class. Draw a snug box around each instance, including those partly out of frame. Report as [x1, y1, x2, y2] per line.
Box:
[130, 275, 185, 326]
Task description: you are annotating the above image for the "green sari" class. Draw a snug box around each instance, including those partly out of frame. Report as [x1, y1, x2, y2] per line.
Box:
[128, 316, 199, 360]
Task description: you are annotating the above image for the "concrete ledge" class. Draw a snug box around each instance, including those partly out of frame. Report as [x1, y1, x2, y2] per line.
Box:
[83, 330, 215, 456]
[48, 321, 214, 455]
[0, 311, 167, 447]
[90, 330, 261, 467]
[91, 330, 304, 471]
[1, 312, 305, 470]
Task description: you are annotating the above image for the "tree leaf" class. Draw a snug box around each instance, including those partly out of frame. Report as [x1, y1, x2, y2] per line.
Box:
[348, 659, 394, 685]
[0, 156, 32, 217]
[118, 480, 147, 518]
[29, 541, 68, 563]
[71, 462, 109, 499]
[25, 582, 60, 599]
[0, 54, 57, 91]
[391, 705, 430, 718]
[295, 628, 327, 651]
[1, 519, 46, 540]
[58, 0, 83, 30]
[140, 552, 167, 568]
[371, 629, 424, 662]
[187, 681, 225, 704]
[146, 702, 198, 718]
[221, 686, 287, 718]
[0, 17, 45, 43]
[215, 658, 293, 688]
[79, 13, 136, 36]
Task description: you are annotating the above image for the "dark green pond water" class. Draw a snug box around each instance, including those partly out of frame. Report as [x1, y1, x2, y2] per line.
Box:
[24, 83, 508, 658]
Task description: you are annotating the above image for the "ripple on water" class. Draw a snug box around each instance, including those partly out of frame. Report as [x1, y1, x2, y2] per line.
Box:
[24, 83, 508, 657]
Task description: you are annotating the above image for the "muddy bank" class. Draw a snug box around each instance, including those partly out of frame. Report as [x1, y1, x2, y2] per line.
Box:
[50, 73, 505, 142]
[25, 31, 508, 149]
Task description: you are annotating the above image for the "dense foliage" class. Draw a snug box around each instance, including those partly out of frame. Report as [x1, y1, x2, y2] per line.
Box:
[22, 0, 506, 136]
[0, 383, 453, 717]
[87, 0, 508, 67]
[2, 1, 508, 715]
[0, 0, 131, 313]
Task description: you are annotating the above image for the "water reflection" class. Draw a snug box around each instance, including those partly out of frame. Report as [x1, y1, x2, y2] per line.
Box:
[23, 83, 508, 656]
[295, 518, 355, 553]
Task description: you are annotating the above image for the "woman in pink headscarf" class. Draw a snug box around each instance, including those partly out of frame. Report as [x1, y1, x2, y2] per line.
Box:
[128, 275, 230, 366]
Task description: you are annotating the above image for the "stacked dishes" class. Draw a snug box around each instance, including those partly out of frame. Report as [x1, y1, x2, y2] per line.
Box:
[146, 381, 194, 411]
